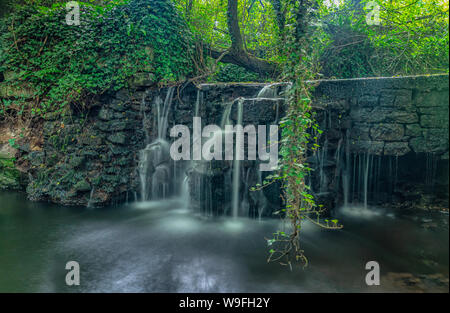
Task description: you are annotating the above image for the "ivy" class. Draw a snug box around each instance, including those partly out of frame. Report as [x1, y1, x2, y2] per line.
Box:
[263, 0, 343, 269]
[0, 0, 196, 118]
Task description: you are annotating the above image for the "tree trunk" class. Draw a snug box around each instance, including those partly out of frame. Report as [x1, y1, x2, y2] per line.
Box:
[208, 0, 280, 76]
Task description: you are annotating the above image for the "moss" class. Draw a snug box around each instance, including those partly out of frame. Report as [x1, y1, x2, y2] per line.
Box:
[0, 156, 20, 190]
[73, 179, 91, 192]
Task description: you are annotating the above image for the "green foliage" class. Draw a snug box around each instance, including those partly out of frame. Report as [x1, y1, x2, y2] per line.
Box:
[263, 0, 342, 268]
[320, 0, 449, 78]
[0, 0, 195, 118]
[211, 63, 262, 82]
[175, 0, 281, 63]
[0, 155, 20, 190]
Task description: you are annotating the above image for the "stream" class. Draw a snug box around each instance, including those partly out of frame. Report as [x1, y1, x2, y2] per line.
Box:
[0, 191, 448, 292]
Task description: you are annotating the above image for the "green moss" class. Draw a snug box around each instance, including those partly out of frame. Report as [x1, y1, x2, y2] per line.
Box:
[0, 0, 195, 118]
[0, 156, 20, 190]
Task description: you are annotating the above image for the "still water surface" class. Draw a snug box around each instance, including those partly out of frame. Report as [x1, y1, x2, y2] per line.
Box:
[0, 191, 448, 292]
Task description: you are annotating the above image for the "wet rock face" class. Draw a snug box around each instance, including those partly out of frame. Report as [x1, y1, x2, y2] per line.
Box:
[25, 90, 148, 207]
[303, 75, 449, 210]
[315, 75, 449, 158]
[2, 75, 448, 210]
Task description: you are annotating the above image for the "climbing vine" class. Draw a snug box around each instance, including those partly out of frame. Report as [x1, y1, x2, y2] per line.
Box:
[263, 0, 342, 268]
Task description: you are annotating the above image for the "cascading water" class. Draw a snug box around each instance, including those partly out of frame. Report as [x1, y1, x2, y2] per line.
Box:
[319, 139, 329, 193]
[138, 87, 175, 201]
[342, 130, 351, 206]
[231, 98, 244, 218]
[139, 83, 282, 217]
[180, 90, 204, 209]
[363, 153, 371, 209]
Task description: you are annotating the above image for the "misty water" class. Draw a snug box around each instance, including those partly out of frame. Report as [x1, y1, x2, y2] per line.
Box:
[0, 191, 448, 293]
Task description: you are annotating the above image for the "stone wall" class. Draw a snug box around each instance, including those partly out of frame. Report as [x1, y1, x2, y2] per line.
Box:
[0, 74, 448, 210]
[313, 74, 449, 158]
[310, 74, 449, 210]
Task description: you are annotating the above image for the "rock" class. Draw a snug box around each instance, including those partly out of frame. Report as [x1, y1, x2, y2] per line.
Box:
[73, 179, 91, 192]
[388, 111, 418, 124]
[350, 140, 384, 155]
[28, 151, 45, 167]
[129, 72, 156, 88]
[96, 120, 139, 132]
[0, 83, 35, 98]
[420, 114, 449, 128]
[350, 123, 371, 141]
[0, 144, 17, 159]
[0, 156, 20, 190]
[370, 124, 405, 141]
[98, 108, 115, 121]
[349, 108, 373, 122]
[405, 124, 422, 137]
[230, 98, 285, 124]
[379, 90, 396, 106]
[379, 89, 412, 107]
[107, 132, 127, 145]
[409, 128, 449, 153]
[415, 90, 449, 107]
[384, 142, 411, 156]
[393, 89, 413, 107]
[68, 156, 85, 168]
[43, 111, 61, 121]
[110, 99, 129, 112]
[358, 95, 378, 107]
[418, 106, 449, 115]
[115, 89, 131, 102]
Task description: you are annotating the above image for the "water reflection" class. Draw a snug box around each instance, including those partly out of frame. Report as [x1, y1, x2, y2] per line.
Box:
[0, 191, 448, 292]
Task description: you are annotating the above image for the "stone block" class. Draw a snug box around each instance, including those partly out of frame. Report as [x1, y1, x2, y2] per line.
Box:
[350, 123, 371, 141]
[358, 95, 379, 107]
[409, 128, 449, 153]
[420, 114, 449, 128]
[384, 142, 411, 156]
[405, 124, 422, 137]
[107, 132, 127, 145]
[370, 124, 405, 141]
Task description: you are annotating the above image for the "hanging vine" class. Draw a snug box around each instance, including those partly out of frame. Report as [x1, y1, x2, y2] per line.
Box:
[263, 0, 343, 269]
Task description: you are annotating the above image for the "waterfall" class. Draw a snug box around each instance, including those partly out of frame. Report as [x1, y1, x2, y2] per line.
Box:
[334, 138, 343, 193]
[157, 87, 174, 139]
[140, 91, 150, 144]
[342, 130, 351, 206]
[181, 175, 190, 208]
[240, 168, 251, 217]
[231, 99, 244, 218]
[87, 187, 95, 208]
[138, 87, 175, 202]
[195, 90, 203, 118]
[220, 101, 233, 129]
[425, 152, 437, 188]
[363, 153, 371, 209]
[319, 139, 329, 193]
[256, 169, 268, 220]
[257, 83, 277, 98]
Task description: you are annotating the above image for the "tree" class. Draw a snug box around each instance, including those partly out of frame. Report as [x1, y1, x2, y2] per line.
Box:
[208, 0, 281, 76]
